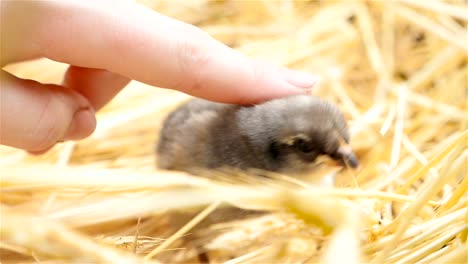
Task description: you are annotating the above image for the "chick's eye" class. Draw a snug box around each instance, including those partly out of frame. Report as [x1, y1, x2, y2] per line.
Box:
[293, 138, 314, 153]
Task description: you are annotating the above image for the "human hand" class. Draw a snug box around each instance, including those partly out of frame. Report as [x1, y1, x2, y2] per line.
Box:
[0, 0, 320, 154]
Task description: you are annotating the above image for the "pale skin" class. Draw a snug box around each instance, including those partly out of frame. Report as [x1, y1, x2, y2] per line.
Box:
[0, 0, 319, 154]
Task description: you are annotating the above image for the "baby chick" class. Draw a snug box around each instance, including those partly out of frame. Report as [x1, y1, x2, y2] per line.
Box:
[156, 95, 358, 174]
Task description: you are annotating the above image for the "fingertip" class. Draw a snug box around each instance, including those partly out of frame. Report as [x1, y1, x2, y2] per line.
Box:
[178, 54, 322, 105]
[232, 66, 322, 105]
[229, 59, 322, 104]
[63, 107, 97, 141]
[282, 69, 321, 91]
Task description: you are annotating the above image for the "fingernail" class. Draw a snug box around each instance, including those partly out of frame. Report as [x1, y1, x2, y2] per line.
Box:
[284, 69, 321, 89]
[63, 107, 96, 141]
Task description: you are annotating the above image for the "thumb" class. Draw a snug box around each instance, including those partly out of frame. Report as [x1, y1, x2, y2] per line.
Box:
[0, 71, 96, 152]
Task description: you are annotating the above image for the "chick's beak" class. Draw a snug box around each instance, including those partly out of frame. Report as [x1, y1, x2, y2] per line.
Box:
[336, 145, 359, 168]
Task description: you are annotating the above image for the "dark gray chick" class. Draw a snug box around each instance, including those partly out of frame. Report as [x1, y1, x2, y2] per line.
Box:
[156, 95, 358, 174]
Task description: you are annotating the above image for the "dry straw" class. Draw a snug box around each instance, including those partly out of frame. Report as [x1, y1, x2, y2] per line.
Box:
[1, 0, 467, 263]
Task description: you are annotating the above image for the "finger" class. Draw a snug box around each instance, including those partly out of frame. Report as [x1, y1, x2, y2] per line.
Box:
[33, 1, 320, 104]
[0, 71, 96, 152]
[64, 66, 130, 111]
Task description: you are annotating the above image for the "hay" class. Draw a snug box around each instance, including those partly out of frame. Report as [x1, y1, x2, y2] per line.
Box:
[1, 0, 467, 263]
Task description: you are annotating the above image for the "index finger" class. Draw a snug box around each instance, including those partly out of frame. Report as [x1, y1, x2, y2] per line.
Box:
[33, 1, 319, 104]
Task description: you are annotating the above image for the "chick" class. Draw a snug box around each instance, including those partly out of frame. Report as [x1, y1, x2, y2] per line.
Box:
[156, 95, 358, 174]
